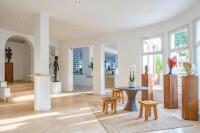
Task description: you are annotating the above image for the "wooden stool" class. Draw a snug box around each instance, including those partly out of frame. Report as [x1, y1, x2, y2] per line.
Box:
[112, 89, 124, 103]
[102, 97, 117, 114]
[139, 101, 159, 120]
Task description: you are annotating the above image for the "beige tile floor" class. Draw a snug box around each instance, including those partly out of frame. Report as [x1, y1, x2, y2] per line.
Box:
[0, 91, 200, 133]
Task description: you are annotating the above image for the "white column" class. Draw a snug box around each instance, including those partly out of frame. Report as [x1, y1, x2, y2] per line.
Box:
[60, 47, 73, 92]
[67, 48, 73, 91]
[0, 47, 5, 81]
[34, 13, 51, 111]
[93, 44, 105, 95]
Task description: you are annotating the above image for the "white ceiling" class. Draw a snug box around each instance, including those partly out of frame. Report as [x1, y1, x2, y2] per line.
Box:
[0, 0, 198, 41]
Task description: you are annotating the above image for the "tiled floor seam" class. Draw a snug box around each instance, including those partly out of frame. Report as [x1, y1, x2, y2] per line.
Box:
[87, 102, 109, 133]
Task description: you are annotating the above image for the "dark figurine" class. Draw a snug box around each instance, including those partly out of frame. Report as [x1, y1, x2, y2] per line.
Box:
[5, 47, 12, 63]
[145, 65, 148, 74]
[53, 56, 59, 82]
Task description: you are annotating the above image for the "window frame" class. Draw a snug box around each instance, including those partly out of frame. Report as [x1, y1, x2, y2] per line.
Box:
[168, 25, 190, 71]
[142, 35, 163, 56]
[169, 25, 190, 52]
[168, 25, 190, 61]
[168, 25, 190, 93]
[194, 18, 200, 46]
[141, 35, 164, 90]
[142, 35, 163, 72]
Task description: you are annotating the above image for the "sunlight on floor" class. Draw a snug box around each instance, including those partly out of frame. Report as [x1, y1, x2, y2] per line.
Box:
[58, 112, 93, 120]
[0, 122, 26, 132]
[0, 112, 61, 126]
[11, 92, 94, 102]
[68, 119, 99, 127]
[12, 95, 34, 102]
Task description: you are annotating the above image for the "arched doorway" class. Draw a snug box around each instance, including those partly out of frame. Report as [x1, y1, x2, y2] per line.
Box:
[4, 35, 34, 96]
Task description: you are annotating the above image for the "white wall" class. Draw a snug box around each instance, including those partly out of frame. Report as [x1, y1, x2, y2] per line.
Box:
[50, 39, 60, 56]
[59, 2, 200, 93]
[6, 41, 31, 81]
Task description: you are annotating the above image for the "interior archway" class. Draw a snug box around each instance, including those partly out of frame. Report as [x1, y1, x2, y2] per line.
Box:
[4, 35, 34, 96]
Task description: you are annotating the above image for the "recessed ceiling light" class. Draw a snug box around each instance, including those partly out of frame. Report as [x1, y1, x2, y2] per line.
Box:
[16, 20, 21, 25]
[107, 18, 110, 23]
[75, 0, 81, 4]
[147, 9, 153, 15]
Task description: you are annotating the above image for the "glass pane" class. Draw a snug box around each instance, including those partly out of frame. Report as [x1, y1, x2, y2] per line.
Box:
[197, 20, 200, 42]
[170, 28, 188, 49]
[143, 54, 163, 89]
[170, 50, 189, 92]
[143, 37, 162, 53]
[170, 50, 189, 75]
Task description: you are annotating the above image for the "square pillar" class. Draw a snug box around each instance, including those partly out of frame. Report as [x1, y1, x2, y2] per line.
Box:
[34, 75, 51, 110]
[67, 48, 73, 91]
[59, 47, 73, 92]
[34, 13, 51, 111]
[93, 44, 105, 95]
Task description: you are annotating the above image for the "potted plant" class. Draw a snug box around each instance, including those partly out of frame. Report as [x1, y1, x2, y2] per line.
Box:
[129, 67, 136, 88]
[168, 56, 177, 74]
[88, 58, 93, 77]
[88, 58, 93, 70]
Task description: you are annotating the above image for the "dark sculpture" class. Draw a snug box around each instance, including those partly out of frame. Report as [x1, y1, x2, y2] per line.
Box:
[53, 56, 59, 82]
[5, 47, 12, 63]
[145, 65, 148, 74]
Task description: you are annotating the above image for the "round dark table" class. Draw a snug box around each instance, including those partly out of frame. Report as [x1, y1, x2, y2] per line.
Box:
[115, 86, 148, 112]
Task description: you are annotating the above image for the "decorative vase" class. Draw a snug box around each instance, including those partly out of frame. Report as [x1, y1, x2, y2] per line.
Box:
[168, 67, 172, 74]
[183, 62, 193, 75]
[129, 81, 136, 88]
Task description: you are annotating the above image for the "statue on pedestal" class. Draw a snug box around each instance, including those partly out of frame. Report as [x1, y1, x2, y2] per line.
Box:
[51, 56, 62, 94]
[145, 65, 148, 74]
[5, 47, 13, 82]
[5, 47, 12, 63]
[53, 56, 59, 82]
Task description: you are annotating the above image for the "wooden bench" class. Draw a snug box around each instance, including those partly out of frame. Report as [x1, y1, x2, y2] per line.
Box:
[102, 96, 118, 114]
[112, 88, 124, 103]
[139, 101, 159, 120]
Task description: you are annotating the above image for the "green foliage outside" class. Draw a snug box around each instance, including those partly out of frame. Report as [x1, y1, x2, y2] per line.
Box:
[88, 58, 93, 70]
[175, 29, 187, 48]
[156, 55, 163, 75]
